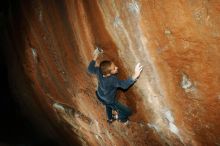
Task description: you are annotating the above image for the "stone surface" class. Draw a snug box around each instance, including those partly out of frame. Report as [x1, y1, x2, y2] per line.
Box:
[4, 0, 220, 145]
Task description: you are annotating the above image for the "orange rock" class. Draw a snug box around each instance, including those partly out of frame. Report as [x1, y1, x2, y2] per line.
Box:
[4, 0, 220, 145]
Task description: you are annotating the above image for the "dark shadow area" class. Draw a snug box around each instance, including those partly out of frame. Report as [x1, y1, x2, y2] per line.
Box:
[0, 1, 63, 146]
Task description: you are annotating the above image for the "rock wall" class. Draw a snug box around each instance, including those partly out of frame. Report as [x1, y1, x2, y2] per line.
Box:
[5, 0, 220, 145]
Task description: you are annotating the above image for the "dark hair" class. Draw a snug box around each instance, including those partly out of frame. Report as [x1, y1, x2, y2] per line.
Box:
[100, 60, 112, 75]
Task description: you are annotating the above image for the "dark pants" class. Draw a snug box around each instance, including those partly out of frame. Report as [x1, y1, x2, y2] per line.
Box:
[96, 92, 132, 122]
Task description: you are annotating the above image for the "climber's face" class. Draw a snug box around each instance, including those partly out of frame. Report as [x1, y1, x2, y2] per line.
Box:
[110, 63, 118, 75]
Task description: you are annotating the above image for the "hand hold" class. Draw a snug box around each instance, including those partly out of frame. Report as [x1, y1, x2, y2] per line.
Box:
[93, 47, 103, 56]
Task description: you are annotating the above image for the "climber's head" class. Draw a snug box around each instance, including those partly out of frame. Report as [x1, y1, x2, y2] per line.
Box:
[100, 60, 118, 77]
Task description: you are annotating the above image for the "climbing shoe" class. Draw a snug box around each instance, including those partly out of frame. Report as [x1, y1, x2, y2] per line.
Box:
[119, 119, 129, 125]
[107, 114, 118, 124]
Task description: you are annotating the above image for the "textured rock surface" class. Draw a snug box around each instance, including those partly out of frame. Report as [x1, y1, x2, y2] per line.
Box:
[4, 0, 220, 145]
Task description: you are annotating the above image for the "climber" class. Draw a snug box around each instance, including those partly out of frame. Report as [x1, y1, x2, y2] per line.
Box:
[87, 47, 143, 124]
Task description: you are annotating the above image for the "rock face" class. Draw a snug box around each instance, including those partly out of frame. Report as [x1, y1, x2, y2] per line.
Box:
[4, 0, 220, 145]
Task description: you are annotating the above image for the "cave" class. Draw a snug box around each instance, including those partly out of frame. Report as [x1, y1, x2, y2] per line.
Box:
[1, 0, 220, 146]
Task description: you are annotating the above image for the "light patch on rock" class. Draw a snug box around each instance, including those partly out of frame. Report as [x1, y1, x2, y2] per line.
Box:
[181, 73, 194, 92]
[169, 122, 179, 135]
[31, 48, 37, 63]
[53, 103, 65, 112]
[95, 134, 99, 140]
[164, 29, 172, 35]
[128, 0, 140, 15]
[163, 109, 182, 139]
[165, 110, 174, 123]
[113, 16, 122, 28]
[74, 112, 80, 118]
[94, 120, 101, 136]
[147, 123, 160, 133]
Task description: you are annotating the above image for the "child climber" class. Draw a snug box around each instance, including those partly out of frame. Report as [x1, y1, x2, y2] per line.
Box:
[88, 48, 143, 124]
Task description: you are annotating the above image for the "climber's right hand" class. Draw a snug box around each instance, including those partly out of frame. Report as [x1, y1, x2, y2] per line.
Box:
[132, 63, 143, 80]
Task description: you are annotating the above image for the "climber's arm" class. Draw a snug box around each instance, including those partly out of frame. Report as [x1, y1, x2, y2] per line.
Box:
[87, 48, 103, 74]
[113, 63, 143, 89]
[114, 77, 135, 89]
[88, 60, 99, 74]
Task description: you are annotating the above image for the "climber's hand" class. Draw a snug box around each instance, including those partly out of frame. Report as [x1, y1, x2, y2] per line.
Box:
[93, 47, 103, 60]
[132, 63, 143, 80]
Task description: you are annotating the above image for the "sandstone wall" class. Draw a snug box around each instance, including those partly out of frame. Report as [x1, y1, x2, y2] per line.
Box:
[5, 0, 220, 145]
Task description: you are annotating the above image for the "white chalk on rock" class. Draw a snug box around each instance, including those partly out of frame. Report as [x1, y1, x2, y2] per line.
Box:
[53, 103, 65, 112]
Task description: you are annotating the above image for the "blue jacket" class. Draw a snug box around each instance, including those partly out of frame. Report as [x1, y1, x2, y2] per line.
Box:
[88, 60, 135, 104]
